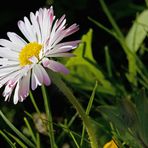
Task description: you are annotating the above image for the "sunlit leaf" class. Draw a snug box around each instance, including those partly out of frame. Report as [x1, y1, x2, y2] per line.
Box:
[126, 10, 148, 52]
[125, 10, 148, 85]
[64, 28, 116, 95]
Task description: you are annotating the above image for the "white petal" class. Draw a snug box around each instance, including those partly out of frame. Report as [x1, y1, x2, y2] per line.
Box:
[30, 12, 41, 43]
[0, 58, 19, 66]
[0, 65, 20, 77]
[13, 81, 20, 104]
[42, 8, 50, 43]
[37, 7, 55, 44]
[0, 39, 20, 52]
[7, 32, 27, 50]
[0, 47, 19, 60]
[48, 20, 58, 46]
[0, 67, 21, 87]
[24, 17, 37, 41]
[18, 20, 33, 42]
[49, 30, 67, 48]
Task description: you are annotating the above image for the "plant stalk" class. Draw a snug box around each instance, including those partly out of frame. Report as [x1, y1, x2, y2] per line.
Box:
[48, 70, 99, 148]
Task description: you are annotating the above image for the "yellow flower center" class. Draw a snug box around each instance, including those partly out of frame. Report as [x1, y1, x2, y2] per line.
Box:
[19, 42, 42, 66]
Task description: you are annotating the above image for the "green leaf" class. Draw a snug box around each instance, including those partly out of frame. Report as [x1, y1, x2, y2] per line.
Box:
[125, 10, 148, 85]
[97, 99, 141, 147]
[65, 28, 116, 95]
[97, 105, 126, 131]
[125, 10, 148, 52]
[98, 98, 138, 130]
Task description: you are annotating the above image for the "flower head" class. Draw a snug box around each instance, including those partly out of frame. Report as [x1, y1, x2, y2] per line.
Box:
[0, 6, 80, 104]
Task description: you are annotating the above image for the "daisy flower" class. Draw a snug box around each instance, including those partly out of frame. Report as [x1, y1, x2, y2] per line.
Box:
[0, 6, 80, 104]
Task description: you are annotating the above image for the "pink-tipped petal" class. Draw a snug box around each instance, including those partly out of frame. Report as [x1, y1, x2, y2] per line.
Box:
[19, 70, 30, 100]
[38, 64, 51, 86]
[34, 64, 43, 84]
[42, 58, 69, 74]
[46, 40, 80, 55]
[65, 24, 79, 37]
[47, 53, 75, 57]
[31, 68, 37, 90]
[31, 65, 43, 90]
[3, 81, 15, 101]
[56, 14, 66, 30]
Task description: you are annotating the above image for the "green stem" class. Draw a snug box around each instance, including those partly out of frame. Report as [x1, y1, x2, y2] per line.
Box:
[24, 117, 36, 144]
[0, 130, 16, 148]
[80, 81, 98, 147]
[49, 70, 99, 148]
[99, 0, 124, 39]
[145, 0, 148, 7]
[57, 112, 78, 143]
[29, 91, 40, 114]
[41, 85, 57, 148]
[36, 133, 40, 148]
[105, 46, 112, 78]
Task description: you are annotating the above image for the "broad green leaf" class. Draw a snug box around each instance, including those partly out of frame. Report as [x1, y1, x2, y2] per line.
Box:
[65, 28, 116, 95]
[125, 10, 148, 52]
[97, 105, 126, 131]
[97, 99, 141, 147]
[125, 10, 148, 85]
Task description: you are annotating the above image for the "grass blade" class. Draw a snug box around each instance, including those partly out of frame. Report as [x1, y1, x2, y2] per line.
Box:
[0, 130, 16, 148]
[24, 117, 36, 144]
[4, 130, 27, 148]
[0, 111, 35, 148]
